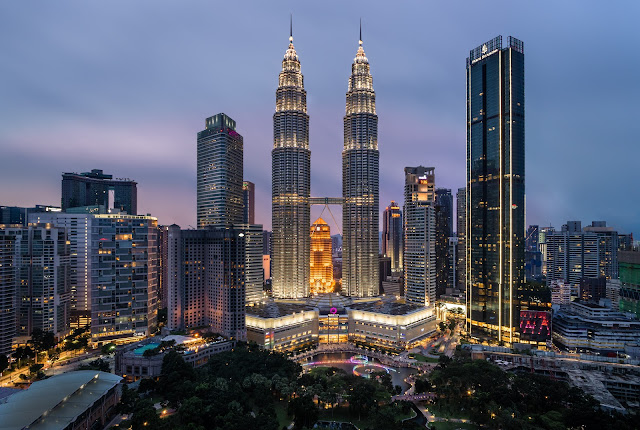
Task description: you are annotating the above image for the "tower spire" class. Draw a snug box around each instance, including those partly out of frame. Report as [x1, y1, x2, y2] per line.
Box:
[359, 18, 362, 45]
[290, 13, 293, 42]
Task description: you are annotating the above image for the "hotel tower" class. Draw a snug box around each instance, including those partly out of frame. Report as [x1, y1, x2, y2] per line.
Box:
[466, 36, 525, 343]
[272, 25, 311, 298]
[342, 28, 379, 297]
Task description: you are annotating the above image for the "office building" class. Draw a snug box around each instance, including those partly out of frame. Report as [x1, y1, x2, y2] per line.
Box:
[448, 237, 458, 293]
[466, 36, 525, 343]
[158, 224, 169, 310]
[619, 250, 640, 318]
[62, 169, 137, 214]
[0, 233, 16, 357]
[271, 28, 311, 299]
[456, 187, 466, 291]
[435, 188, 453, 298]
[310, 218, 334, 294]
[342, 32, 380, 297]
[404, 166, 436, 307]
[167, 226, 249, 340]
[382, 201, 403, 273]
[243, 181, 255, 224]
[197, 113, 244, 228]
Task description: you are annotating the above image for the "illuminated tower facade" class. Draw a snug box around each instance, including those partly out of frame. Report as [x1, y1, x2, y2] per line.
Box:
[466, 36, 525, 343]
[382, 201, 403, 273]
[310, 218, 334, 294]
[272, 26, 311, 298]
[342, 30, 379, 297]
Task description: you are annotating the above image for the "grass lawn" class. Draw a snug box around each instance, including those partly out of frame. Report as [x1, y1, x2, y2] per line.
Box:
[426, 404, 472, 421]
[317, 405, 414, 429]
[274, 401, 292, 428]
[410, 354, 439, 363]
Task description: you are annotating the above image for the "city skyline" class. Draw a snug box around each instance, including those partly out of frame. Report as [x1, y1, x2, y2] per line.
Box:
[1, 2, 639, 236]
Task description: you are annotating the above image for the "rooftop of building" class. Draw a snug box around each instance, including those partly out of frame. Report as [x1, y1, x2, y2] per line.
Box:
[247, 300, 316, 318]
[0, 370, 122, 430]
[349, 298, 425, 316]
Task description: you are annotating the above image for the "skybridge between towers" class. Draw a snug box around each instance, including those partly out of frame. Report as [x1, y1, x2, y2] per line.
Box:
[309, 197, 344, 206]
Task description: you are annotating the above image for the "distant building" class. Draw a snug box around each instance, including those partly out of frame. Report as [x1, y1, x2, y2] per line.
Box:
[448, 237, 458, 294]
[551, 281, 571, 305]
[158, 225, 169, 310]
[435, 188, 453, 298]
[382, 201, 403, 273]
[403, 166, 436, 307]
[580, 277, 607, 303]
[62, 169, 137, 214]
[547, 221, 619, 289]
[243, 224, 265, 306]
[0, 205, 61, 226]
[197, 113, 244, 229]
[243, 181, 255, 224]
[310, 218, 334, 294]
[619, 250, 640, 318]
[466, 36, 525, 344]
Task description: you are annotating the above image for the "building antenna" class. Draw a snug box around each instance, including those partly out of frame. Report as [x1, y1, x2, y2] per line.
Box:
[290, 13, 293, 42]
[359, 18, 362, 45]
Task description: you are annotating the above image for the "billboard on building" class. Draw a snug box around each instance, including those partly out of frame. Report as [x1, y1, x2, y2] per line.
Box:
[519, 310, 551, 343]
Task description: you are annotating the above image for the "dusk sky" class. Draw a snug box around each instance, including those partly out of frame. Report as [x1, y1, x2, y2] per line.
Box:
[1, 1, 638, 235]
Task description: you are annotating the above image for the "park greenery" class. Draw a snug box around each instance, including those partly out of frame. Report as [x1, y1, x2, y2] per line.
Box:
[117, 343, 420, 430]
[428, 351, 638, 429]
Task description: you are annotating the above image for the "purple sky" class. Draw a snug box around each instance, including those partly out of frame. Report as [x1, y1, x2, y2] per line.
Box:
[1, 1, 639, 235]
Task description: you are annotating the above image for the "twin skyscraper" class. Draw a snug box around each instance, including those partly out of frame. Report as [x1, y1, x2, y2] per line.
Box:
[272, 24, 379, 299]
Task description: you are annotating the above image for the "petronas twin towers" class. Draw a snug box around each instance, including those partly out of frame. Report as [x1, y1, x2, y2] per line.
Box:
[272, 25, 379, 299]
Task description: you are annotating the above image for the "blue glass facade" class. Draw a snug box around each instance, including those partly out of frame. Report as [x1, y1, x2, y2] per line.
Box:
[466, 36, 525, 343]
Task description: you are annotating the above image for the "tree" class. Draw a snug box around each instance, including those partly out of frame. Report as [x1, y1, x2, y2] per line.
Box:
[0, 354, 8, 374]
[30, 328, 56, 361]
[101, 342, 117, 355]
[288, 394, 318, 430]
[78, 358, 110, 372]
[12, 346, 35, 368]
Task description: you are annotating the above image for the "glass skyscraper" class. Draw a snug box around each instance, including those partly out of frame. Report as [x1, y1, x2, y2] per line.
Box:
[271, 29, 311, 299]
[435, 188, 453, 298]
[466, 36, 525, 343]
[62, 169, 137, 215]
[342, 34, 379, 297]
[197, 113, 244, 229]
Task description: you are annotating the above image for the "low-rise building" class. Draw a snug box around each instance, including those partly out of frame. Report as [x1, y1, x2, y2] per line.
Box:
[246, 294, 435, 352]
[553, 301, 640, 353]
[0, 370, 121, 430]
[115, 335, 234, 381]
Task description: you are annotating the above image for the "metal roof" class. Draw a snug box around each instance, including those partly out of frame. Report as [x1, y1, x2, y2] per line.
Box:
[0, 370, 122, 430]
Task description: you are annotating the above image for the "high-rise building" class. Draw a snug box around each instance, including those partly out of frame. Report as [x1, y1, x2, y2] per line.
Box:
[30, 212, 93, 327]
[197, 113, 244, 229]
[466, 36, 525, 343]
[166, 225, 248, 340]
[243, 224, 265, 306]
[271, 27, 310, 299]
[435, 188, 453, 298]
[525, 225, 542, 281]
[158, 225, 169, 310]
[0, 232, 16, 357]
[2, 224, 70, 339]
[62, 169, 137, 214]
[583, 221, 619, 280]
[456, 187, 466, 291]
[342, 31, 379, 297]
[0, 205, 61, 226]
[243, 181, 255, 224]
[404, 166, 436, 307]
[90, 214, 158, 342]
[310, 218, 334, 294]
[382, 201, 403, 274]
